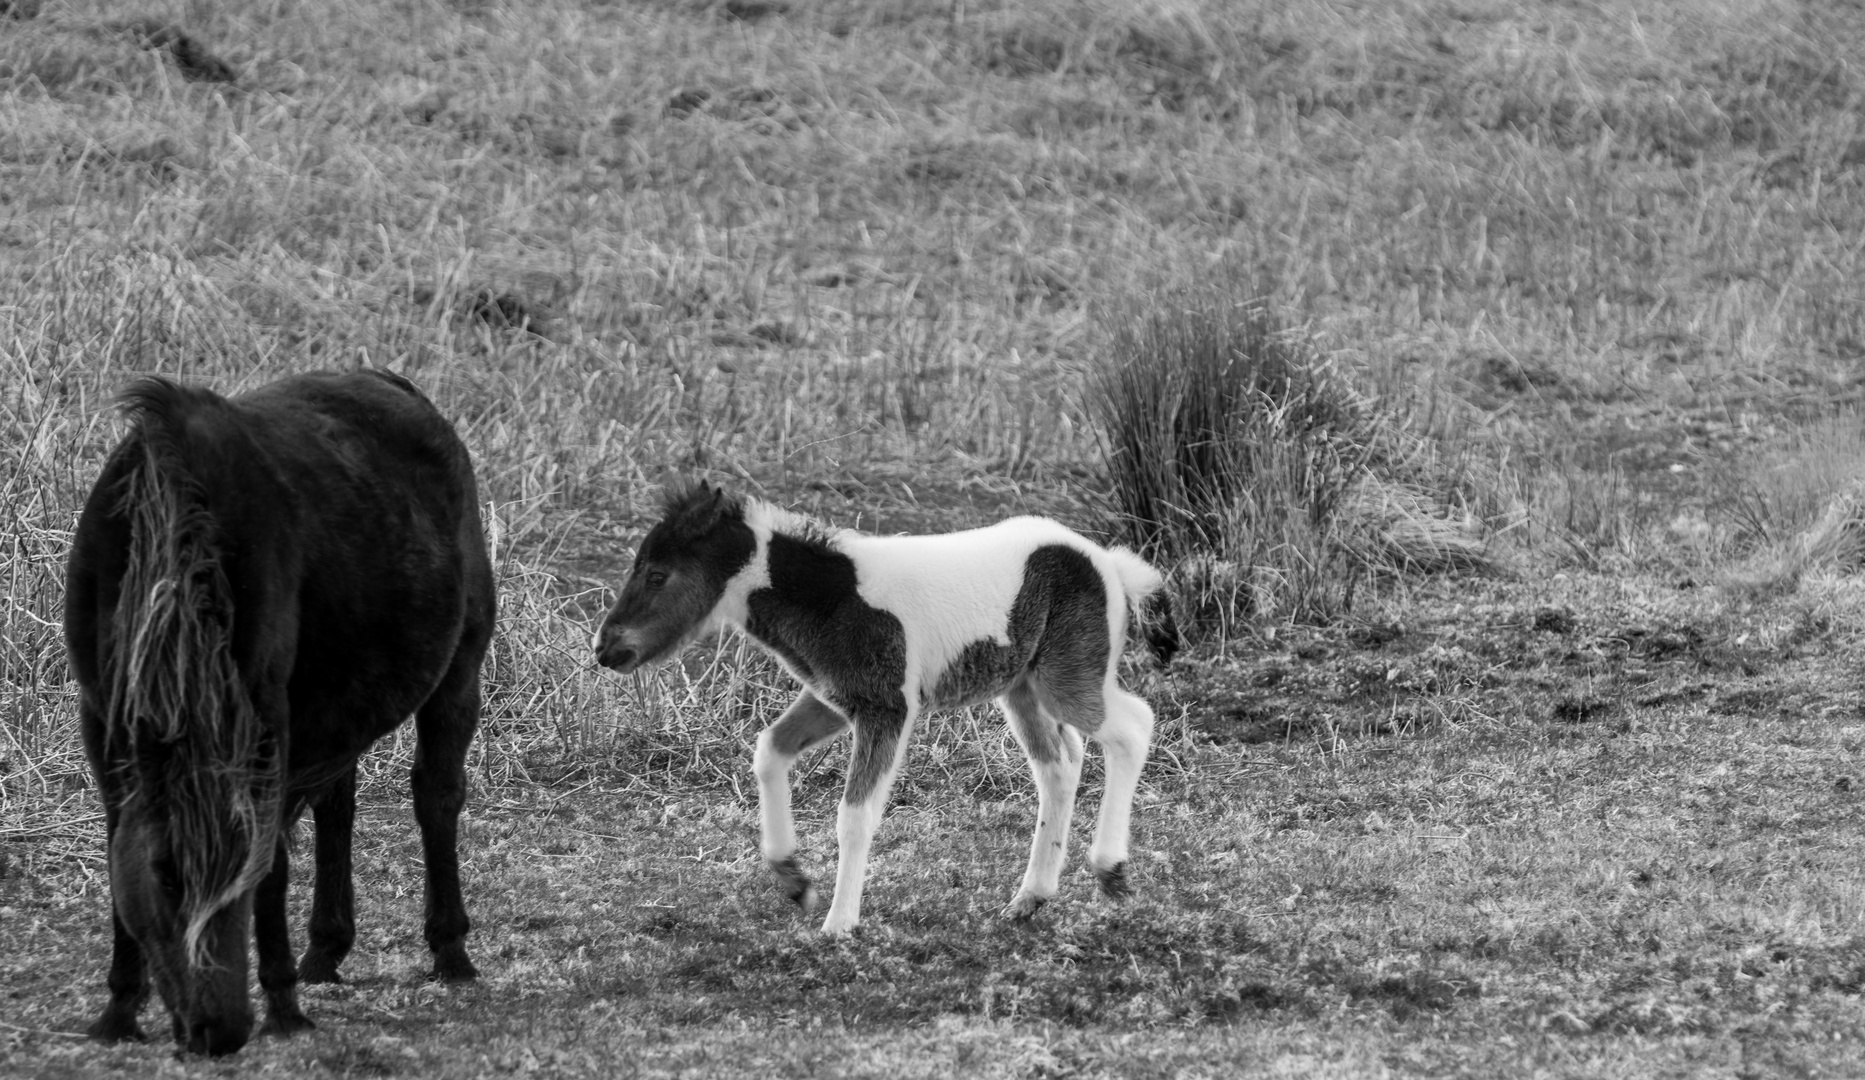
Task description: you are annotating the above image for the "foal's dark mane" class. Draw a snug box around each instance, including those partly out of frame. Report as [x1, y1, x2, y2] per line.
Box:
[660, 479, 837, 551]
[110, 380, 280, 964]
[658, 479, 739, 541]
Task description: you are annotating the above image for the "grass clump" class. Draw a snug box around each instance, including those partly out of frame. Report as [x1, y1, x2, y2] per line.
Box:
[1094, 288, 1491, 635]
[1705, 414, 1865, 598]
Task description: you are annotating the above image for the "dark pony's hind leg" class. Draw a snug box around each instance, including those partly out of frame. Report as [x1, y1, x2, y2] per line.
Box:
[298, 767, 357, 984]
[256, 834, 314, 1036]
[410, 628, 487, 983]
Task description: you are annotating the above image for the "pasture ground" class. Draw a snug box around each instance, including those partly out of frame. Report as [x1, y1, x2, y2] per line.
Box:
[9, 526, 1865, 1077]
[6, 0, 1865, 1076]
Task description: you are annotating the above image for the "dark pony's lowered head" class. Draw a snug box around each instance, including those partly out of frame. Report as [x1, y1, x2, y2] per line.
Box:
[595, 479, 755, 674]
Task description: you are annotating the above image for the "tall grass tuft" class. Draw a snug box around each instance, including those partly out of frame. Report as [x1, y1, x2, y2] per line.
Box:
[1093, 292, 1492, 635]
[1719, 415, 1865, 596]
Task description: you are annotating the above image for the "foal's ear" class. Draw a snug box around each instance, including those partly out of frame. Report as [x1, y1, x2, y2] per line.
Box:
[664, 477, 732, 537]
[691, 483, 728, 528]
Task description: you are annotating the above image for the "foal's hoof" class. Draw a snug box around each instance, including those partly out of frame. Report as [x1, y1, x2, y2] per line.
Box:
[769, 856, 817, 911]
[1094, 861, 1132, 901]
[297, 954, 342, 985]
[1002, 893, 1048, 922]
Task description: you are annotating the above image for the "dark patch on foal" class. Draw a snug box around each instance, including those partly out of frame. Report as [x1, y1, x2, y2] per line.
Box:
[766, 692, 849, 757]
[932, 636, 1027, 711]
[1002, 680, 1069, 765]
[927, 544, 1111, 740]
[746, 532, 908, 717]
[744, 531, 908, 803]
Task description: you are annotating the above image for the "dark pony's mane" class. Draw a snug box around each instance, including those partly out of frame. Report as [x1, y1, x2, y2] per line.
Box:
[110, 380, 280, 966]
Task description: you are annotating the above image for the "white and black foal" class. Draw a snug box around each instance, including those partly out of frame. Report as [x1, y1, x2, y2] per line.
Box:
[595, 480, 1165, 935]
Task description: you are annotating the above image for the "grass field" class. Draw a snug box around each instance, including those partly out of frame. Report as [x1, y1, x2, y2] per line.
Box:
[5, 0, 1865, 1076]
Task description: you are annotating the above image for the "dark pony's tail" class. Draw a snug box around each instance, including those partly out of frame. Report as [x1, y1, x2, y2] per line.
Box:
[107, 379, 280, 967]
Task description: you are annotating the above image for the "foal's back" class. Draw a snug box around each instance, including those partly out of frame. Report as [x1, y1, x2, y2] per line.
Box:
[838, 515, 1122, 688]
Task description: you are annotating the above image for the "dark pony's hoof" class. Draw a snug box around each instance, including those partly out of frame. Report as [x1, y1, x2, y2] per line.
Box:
[260, 1009, 316, 1038]
[1095, 861, 1132, 901]
[297, 954, 342, 985]
[429, 945, 479, 983]
[768, 856, 816, 910]
[86, 1009, 147, 1044]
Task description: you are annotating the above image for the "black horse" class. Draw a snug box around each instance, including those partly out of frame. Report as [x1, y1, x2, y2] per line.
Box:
[64, 371, 495, 1056]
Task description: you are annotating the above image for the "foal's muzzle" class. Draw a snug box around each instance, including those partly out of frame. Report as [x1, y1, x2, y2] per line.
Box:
[594, 625, 640, 673]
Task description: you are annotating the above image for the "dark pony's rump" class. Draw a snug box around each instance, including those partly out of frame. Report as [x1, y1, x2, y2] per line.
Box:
[67, 370, 494, 1056]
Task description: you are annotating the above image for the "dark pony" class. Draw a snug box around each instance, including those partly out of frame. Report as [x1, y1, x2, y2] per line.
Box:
[64, 371, 494, 1056]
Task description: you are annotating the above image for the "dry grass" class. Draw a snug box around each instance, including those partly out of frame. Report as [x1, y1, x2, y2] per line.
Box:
[6, 0, 1865, 1075]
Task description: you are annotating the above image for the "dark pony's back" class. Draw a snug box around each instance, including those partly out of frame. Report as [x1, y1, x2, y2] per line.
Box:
[66, 370, 494, 1055]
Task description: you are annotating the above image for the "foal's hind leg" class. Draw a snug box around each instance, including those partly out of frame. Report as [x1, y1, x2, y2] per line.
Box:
[410, 649, 485, 982]
[1002, 682, 1084, 921]
[1086, 688, 1155, 898]
[298, 767, 357, 984]
[753, 690, 850, 910]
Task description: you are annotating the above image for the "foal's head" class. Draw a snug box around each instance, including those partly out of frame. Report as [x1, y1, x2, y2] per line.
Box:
[596, 481, 755, 674]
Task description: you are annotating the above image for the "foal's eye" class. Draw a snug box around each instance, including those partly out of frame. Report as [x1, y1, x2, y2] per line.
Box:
[645, 569, 668, 589]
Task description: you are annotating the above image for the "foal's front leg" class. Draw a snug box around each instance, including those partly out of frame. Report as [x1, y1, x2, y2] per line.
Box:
[821, 704, 912, 936]
[752, 690, 849, 910]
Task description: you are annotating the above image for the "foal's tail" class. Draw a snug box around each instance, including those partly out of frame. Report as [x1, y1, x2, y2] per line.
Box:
[110, 378, 281, 966]
[1106, 547, 1180, 666]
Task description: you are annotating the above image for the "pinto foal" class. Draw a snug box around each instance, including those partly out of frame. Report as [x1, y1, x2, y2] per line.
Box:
[595, 481, 1163, 935]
